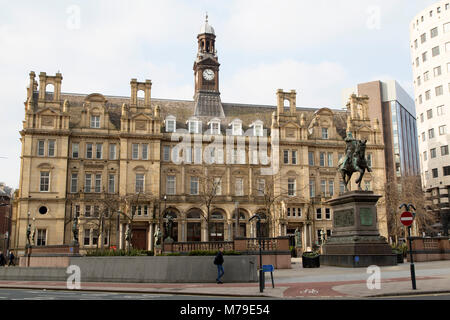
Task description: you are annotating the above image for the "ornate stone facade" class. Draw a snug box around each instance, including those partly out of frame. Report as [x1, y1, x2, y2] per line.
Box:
[11, 18, 388, 254]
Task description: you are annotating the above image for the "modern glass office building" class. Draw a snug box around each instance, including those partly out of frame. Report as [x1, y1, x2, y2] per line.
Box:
[343, 80, 420, 181]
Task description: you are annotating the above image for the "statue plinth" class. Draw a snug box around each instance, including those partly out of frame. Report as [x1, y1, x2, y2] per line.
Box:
[320, 191, 397, 267]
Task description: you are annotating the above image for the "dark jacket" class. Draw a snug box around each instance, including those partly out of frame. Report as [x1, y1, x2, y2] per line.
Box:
[0, 254, 5, 266]
[214, 251, 224, 265]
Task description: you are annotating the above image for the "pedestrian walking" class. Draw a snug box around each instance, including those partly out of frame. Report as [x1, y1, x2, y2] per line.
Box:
[0, 251, 5, 266]
[8, 250, 15, 266]
[213, 247, 224, 284]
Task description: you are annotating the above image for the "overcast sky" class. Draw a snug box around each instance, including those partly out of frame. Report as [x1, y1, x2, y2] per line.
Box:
[0, 0, 439, 188]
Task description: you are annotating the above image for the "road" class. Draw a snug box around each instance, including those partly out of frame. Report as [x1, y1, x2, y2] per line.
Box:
[0, 288, 448, 300]
[0, 288, 274, 300]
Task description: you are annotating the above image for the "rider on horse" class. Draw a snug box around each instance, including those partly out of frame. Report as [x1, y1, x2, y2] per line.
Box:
[338, 132, 372, 191]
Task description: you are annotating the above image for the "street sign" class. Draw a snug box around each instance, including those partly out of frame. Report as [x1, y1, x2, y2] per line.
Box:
[400, 211, 414, 227]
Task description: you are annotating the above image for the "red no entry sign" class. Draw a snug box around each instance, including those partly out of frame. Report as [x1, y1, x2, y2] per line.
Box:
[400, 211, 414, 227]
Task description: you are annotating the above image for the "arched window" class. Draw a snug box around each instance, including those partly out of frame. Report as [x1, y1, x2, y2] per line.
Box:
[187, 209, 202, 242]
[45, 83, 55, 101]
[232, 210, 247, 238]
[209, 211, 224, 241]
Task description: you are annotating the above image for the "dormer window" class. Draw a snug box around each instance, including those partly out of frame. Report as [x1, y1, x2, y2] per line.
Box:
[208, 118, 221, 135]
[251, 120, 264, 137]
[90, 115, 100, 128]
[230, 119, 242, 136]
[188, 118, 202, 134]
[165, 115, 176, 133]
[322, 128, 329, 139]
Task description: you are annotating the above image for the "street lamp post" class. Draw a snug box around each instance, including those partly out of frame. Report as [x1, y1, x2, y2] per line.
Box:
[249, 214, 263, 293]
[116, 210, 120, 250]
[234, 202, 239, 239]
[161, 195, 167, 254]
[26, 211, 31, 267]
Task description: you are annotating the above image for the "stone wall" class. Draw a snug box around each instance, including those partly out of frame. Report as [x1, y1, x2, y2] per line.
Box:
[407, 237, 450, 262]
[3, 255, 258, 283]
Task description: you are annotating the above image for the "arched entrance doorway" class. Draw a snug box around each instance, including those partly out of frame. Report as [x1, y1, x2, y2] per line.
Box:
[232, 209, 247, 238]
[186, 209, 202, 242]
[256, 211, 270, 238]
[163, 209, 178, 242]
[209, 210, 225, 242]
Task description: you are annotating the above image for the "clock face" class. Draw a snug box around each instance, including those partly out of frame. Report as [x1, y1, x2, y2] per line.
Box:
[203, 69, 215, 81]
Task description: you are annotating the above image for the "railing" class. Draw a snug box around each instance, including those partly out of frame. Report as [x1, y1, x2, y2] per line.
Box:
[234, 236, 290, 253]
[169, 241, 234, 253]
[165, 237, 290, 254]
[244, 238, 279, 251]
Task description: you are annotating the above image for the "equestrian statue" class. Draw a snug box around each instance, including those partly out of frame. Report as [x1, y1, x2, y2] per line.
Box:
[337, 132, 372, 191]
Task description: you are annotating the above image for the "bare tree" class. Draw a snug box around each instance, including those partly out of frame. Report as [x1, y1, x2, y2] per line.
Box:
[121, 192, 156, 251]
[256, 173, 309, 238]
[196, 166, 226, 242]
[384, 175, 437, 244]
[97, 193, 122, 249]
[80, 191, 156, 251]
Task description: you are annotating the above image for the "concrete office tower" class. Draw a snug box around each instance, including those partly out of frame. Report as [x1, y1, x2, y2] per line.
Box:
[342, 80, 420, 182]
[410, 1, 450, 235]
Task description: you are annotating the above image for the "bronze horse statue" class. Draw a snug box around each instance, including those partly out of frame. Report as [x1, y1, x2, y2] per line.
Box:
[337, 133, 372, 191]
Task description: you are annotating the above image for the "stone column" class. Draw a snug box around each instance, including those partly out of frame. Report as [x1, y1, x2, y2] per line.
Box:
[181, 166, 185, 194]
[308, 224, 312, 249]
[302, 224, 307, 250]
[248, 167, 252, 196]
[149, 222, 154, 251]
[227, 167, 231, 195]
[178, 219, 184, 242]
[119, 223, 123, 250]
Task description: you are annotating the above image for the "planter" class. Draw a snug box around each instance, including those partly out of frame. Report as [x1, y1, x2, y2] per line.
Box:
[392, 250, 404, 263]
[302, 254, 320, 268]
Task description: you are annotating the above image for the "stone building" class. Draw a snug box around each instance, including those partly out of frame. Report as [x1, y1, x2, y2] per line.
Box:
[11, 17, 388, 254]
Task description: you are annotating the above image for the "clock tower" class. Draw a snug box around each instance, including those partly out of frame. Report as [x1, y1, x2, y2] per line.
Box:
[193, 14, 224, 118]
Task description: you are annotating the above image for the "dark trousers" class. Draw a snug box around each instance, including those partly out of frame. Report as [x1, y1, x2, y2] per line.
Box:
[216, 264, 224, 282]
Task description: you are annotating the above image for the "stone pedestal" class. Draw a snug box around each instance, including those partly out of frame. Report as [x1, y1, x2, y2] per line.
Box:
[320, 191, 397, 267]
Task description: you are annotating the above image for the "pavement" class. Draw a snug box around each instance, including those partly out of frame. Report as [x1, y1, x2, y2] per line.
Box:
[0, 259, 449, 299]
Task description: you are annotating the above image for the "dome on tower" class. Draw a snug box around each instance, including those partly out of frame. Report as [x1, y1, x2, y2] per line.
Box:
[199, 13, 215, 35]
